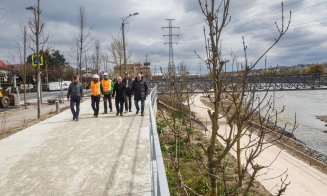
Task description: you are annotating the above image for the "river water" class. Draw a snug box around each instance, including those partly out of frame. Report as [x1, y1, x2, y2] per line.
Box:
[261, 90, 327, 155]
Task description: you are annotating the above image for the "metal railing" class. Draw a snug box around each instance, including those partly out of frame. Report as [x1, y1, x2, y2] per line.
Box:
[149, 86, 170, 196]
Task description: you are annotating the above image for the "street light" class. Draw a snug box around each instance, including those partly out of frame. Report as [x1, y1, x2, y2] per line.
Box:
[122, 12, 139, 73]
[26, 0, 42, 119]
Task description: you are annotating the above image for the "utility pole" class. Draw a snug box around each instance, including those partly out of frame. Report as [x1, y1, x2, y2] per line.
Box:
[162, 19, 179, 78]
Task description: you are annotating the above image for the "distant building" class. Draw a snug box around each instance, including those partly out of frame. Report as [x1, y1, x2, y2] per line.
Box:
[114, 63, 151, 80]
[0, 60, 23, 85]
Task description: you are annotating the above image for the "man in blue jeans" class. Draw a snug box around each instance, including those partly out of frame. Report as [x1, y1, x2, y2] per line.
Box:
[67, 75, 83, 121]
[132, 72, 148, 116]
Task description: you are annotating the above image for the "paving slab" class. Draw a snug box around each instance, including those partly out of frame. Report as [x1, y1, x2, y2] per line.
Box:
[0, 98, 152, 196]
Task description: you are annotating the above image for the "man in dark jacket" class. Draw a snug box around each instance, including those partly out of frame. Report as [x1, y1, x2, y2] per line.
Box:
[67, 75, 83, 121]
[112, 76, 126, 116]
[122, 72, 133, 113]
[132, 72, 148, 116]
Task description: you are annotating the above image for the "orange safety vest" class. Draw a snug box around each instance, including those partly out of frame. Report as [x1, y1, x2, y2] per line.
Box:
[101, 79, 112, 93]
[91, 81, 101, 96]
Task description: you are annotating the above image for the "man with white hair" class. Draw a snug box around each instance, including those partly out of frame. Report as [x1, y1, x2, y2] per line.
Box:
[131, 72, 148, 116]
[112, 76, 126, 116]
[91, 74, 101, 117]
[100, 72, 113, 114]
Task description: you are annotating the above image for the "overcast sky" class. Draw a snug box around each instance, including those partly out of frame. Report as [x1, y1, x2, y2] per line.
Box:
[0, 0, 327, 74]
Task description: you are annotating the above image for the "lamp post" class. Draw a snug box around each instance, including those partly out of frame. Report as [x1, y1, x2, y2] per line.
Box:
[26, 0, 41, 119]
[122, 12, 139, 73]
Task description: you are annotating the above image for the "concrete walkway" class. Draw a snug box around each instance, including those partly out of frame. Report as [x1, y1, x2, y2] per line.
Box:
[0, 98, 152, 196]
[191, 94, 327, 196]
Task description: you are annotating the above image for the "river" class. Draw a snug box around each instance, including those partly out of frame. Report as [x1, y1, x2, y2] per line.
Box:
[262, 90, 327, 155]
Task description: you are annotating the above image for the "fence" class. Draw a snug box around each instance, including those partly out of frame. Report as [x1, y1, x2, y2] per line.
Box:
[149, 86, 170, 196]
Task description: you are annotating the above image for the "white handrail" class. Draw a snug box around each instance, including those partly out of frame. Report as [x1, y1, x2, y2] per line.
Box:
[149, 86, 170, 196]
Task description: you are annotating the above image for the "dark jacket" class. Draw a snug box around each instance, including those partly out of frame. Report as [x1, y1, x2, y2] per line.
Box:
[122, 77, 133, 95]
[112, 82, 126, 101]
[67, 82, 83, 99]
[132, 79, 148, 100]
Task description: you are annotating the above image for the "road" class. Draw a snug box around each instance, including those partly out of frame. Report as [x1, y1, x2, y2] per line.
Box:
[22, 90, 67, 102]
[190, 94, 327, 196]
[0, 90, 68, 114]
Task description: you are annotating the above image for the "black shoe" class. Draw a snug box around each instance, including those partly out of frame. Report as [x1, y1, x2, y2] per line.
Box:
[116, 113, 119, 116]
[120, 113, 123, 116]
[129, 110, 132, 112]
[75, 118, 79, 121]
[103, 112, 107, 114]
[93, 113, 96, 117]
[73, 116, 76, 121]
[141, 113, 144, 116]
[110, 109, 112, 112]
[136, 109, 139, 114]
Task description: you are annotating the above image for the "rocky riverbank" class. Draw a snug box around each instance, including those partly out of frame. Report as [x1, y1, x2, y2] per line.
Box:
[316, 115, 327, 128]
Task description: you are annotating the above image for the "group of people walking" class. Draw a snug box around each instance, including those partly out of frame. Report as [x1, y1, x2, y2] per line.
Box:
[66, 72, 148, 121]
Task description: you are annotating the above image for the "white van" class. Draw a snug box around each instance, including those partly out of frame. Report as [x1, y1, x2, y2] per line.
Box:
[48, 82, 60, 91]
[62, 81, 71, 90]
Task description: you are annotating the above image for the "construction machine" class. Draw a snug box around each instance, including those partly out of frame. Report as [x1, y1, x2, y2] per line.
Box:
[0, 87, 19, 108]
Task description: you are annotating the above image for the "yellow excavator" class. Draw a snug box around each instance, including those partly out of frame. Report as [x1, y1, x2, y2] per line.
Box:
[0, 87, 17, 108]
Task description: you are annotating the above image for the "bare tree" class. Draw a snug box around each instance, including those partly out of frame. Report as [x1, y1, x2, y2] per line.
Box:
[26, 0, 48, 119]
[19, 25, 28, 109]
[94, 40, 101, 74]
[109, 36, 124, 75]
[76, 6, 91, 83]
[194, 0, 293, 195]
[109, 36, 133, 75]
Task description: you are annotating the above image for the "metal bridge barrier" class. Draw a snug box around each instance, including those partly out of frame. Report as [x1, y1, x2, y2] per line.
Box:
[149, 86, 170, 196]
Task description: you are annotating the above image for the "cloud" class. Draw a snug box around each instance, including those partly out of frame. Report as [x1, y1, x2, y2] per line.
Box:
[0, 0, 327, 73]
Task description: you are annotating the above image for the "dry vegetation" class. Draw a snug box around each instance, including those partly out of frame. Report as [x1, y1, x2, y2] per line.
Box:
[157, 103, 270, 195]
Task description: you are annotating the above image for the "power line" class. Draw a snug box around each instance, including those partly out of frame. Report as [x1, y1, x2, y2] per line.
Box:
[162, 19, 179, 74]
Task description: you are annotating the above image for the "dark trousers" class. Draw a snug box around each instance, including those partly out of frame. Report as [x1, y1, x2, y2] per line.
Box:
[91, 95, 100, 116]
[115, 98, 124, 115]
[103, 94, 112, 113]
[134, 98, 145, 114]
[125, 93, 132, 111]
[70, 96, 81, 119]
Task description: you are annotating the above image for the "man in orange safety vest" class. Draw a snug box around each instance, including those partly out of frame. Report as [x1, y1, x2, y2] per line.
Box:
[91, 74, 101, 117]
[100, 72, 113, 114]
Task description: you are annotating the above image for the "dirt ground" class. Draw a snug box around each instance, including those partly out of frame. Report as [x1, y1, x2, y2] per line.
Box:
[0, 102, 70, 140]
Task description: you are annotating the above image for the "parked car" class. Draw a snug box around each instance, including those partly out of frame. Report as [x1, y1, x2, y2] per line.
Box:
[20, 84, 34, 90]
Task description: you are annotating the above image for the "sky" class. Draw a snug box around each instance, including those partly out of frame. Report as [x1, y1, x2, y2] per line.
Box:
[0, 0, 327, 74]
